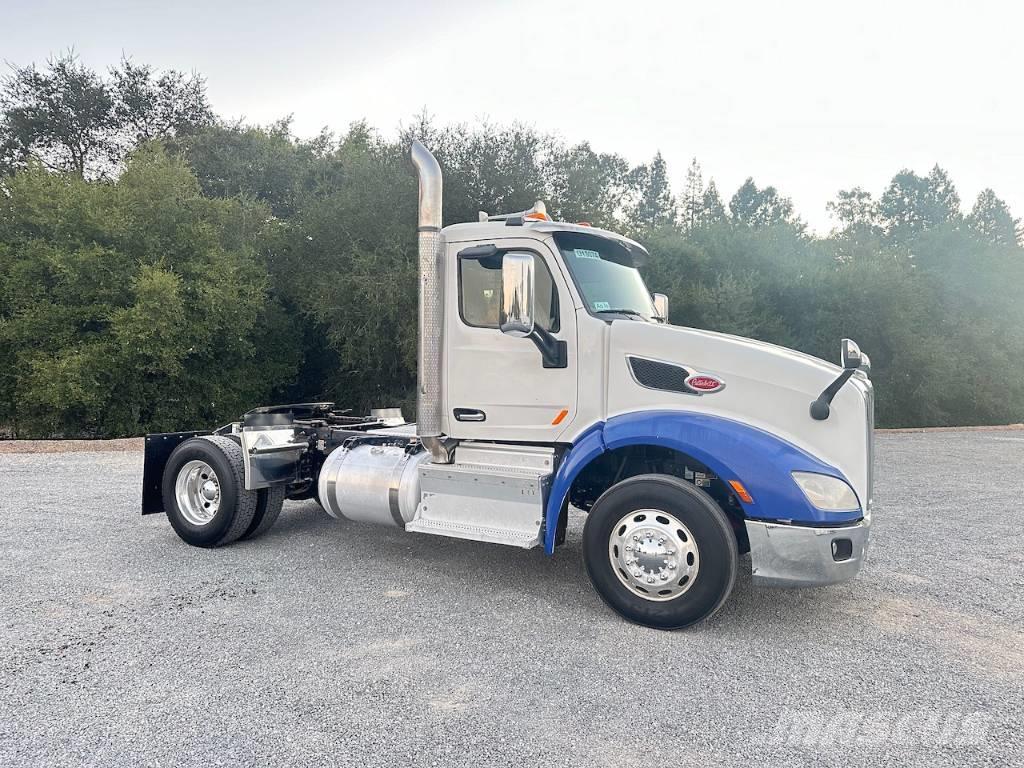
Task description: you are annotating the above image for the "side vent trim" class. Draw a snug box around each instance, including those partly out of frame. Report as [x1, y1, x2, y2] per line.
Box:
[627, 356, 694, 395]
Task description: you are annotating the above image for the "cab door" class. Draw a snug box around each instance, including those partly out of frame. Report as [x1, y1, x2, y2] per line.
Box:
[444, 238, 578, 442]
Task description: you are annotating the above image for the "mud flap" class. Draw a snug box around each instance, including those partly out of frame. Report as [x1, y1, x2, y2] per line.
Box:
[141, 431, 210, 514]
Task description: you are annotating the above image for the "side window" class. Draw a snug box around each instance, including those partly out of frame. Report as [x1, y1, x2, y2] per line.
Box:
[459, 252, 560, 332]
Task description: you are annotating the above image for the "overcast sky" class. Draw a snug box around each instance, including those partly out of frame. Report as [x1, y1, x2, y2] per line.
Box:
[4, 0, 1022, 232]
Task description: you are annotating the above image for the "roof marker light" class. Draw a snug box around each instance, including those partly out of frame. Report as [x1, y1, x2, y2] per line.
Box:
[524, 201, 550, 221]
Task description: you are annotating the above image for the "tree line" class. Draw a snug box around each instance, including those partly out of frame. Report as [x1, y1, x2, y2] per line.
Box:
[1, 54, 1022, 437]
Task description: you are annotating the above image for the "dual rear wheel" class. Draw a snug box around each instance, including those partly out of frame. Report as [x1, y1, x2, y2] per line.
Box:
[162, 435, 285, 548]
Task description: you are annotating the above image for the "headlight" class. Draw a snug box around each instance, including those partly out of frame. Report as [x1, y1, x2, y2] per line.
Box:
[791, 471, 859, 511]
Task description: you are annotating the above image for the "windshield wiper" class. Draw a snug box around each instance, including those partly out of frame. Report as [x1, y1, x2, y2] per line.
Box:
[594, 308, 647, 320]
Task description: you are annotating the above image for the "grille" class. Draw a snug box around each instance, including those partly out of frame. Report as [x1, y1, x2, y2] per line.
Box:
[628, 357, 692, 394]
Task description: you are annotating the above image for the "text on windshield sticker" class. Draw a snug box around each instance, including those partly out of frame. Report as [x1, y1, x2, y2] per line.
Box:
[574, 248, 601, 260]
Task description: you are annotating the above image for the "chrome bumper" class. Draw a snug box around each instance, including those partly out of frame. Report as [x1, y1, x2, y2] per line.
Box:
[745, 512, 870, 588]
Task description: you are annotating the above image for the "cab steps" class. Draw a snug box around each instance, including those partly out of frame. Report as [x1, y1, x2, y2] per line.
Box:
[406, 442, 554, 549]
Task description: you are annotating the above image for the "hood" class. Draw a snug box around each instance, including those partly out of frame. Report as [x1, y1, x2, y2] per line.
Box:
[612, 321, 842, 397]
[605, 320, 871, 504]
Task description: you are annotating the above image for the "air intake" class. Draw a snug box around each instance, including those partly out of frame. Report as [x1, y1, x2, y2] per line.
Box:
[628, 357, 692, 394]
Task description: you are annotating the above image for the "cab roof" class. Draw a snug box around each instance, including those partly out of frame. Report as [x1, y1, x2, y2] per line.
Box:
[441, 220, 650, 262]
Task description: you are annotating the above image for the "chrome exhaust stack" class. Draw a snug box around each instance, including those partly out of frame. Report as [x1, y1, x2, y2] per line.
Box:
[410, 140, 450, 463]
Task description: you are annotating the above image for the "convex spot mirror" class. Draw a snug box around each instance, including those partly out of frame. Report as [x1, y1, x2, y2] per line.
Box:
[500, 251, 536, 338]
[841, 338, 863, 370]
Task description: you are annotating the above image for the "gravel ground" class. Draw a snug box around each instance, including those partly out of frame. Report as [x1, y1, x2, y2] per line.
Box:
[1, 431, 1022, 767]
[0, 438, 143, 454]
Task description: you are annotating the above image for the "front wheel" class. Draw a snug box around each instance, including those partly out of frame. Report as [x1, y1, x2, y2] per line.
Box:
[582, 474, 738, 630]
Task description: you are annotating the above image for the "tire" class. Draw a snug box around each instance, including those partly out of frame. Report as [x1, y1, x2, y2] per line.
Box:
[582, 474, 738, 630]
[162, 435, 258, 548]
[240, 485, 286, 541]
[212, 431, 286, 540]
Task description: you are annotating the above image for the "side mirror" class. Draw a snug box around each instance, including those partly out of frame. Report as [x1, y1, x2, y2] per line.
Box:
[811, 338, 870, 420]
[841, 338, 863, 370]
[653, 293, 669, 320]
[500, 252, 535, 338]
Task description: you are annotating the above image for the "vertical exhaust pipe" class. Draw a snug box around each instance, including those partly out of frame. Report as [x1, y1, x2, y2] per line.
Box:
[410, 140, 449, 463]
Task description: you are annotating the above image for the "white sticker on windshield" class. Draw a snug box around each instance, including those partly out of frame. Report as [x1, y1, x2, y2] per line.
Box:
[593, 301, 611, 311]
[574, 248, 601, 260]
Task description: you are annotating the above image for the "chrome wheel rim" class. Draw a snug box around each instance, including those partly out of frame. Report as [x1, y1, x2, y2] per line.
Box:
[608, 508, 700, 601]
[175, 460, 221, 526]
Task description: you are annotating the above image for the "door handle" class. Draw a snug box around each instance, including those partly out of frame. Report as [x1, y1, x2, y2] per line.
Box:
[453, 408, 486, 422]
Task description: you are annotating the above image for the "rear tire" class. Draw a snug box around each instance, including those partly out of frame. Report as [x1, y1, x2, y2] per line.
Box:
[240, 485, 286, 540]
[162, 435, 258, 548]
[583, 474, 738, 630]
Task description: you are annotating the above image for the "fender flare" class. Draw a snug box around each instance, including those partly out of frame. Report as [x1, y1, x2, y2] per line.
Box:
[543, 410, 860, 554]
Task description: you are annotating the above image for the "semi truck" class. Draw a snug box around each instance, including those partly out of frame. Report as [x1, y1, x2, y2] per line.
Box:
[141, 141, 874, 630]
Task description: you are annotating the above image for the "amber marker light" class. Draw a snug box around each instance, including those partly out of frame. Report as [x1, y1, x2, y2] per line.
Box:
[551, 409, 569, 425]
[728, 480, 754, 504]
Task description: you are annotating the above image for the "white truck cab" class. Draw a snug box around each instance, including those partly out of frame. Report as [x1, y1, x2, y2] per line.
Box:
[142, 141, 874, 629]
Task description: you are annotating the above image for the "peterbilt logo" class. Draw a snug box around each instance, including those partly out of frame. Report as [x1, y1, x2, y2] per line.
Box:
[685, 373, 725, 393]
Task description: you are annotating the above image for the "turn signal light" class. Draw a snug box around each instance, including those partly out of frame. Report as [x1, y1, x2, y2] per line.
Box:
[551, 408, 569, 425]
[728, 480, 754, 504]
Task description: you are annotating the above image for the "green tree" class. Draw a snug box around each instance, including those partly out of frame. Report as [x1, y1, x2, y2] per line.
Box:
[966, 188, 1020, 246]
[0, 146, 295, 437]
[0, 53, 115, 176]
[926, 165, 961, 223]
[729, 178, 796, 228]
[827, 187, 879, 232]
[271, 123, 419, 412]
[110, 58, 212, 144]
[680, 158, 703, 231]
[879, 165, 961, 241]
[544, 141, 631, 229]
[429, 122, 549, 226]
[629, 151, 676, 232]
[176, 118, 327, 217]
[699, 180, 727, 227]
[0, 53, 212, 178]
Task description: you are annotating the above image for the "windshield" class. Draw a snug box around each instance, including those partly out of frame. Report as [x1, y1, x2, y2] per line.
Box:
[553, 232, 658, 321]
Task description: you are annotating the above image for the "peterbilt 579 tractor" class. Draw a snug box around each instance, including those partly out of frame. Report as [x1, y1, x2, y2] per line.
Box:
[142, 141, 874, 629]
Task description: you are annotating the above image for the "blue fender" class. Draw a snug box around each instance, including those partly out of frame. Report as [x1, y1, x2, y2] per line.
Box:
[543, 410, 861, 554]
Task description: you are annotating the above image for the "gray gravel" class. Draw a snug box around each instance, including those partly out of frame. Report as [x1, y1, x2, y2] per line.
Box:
[1, 431, 1022, 767]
